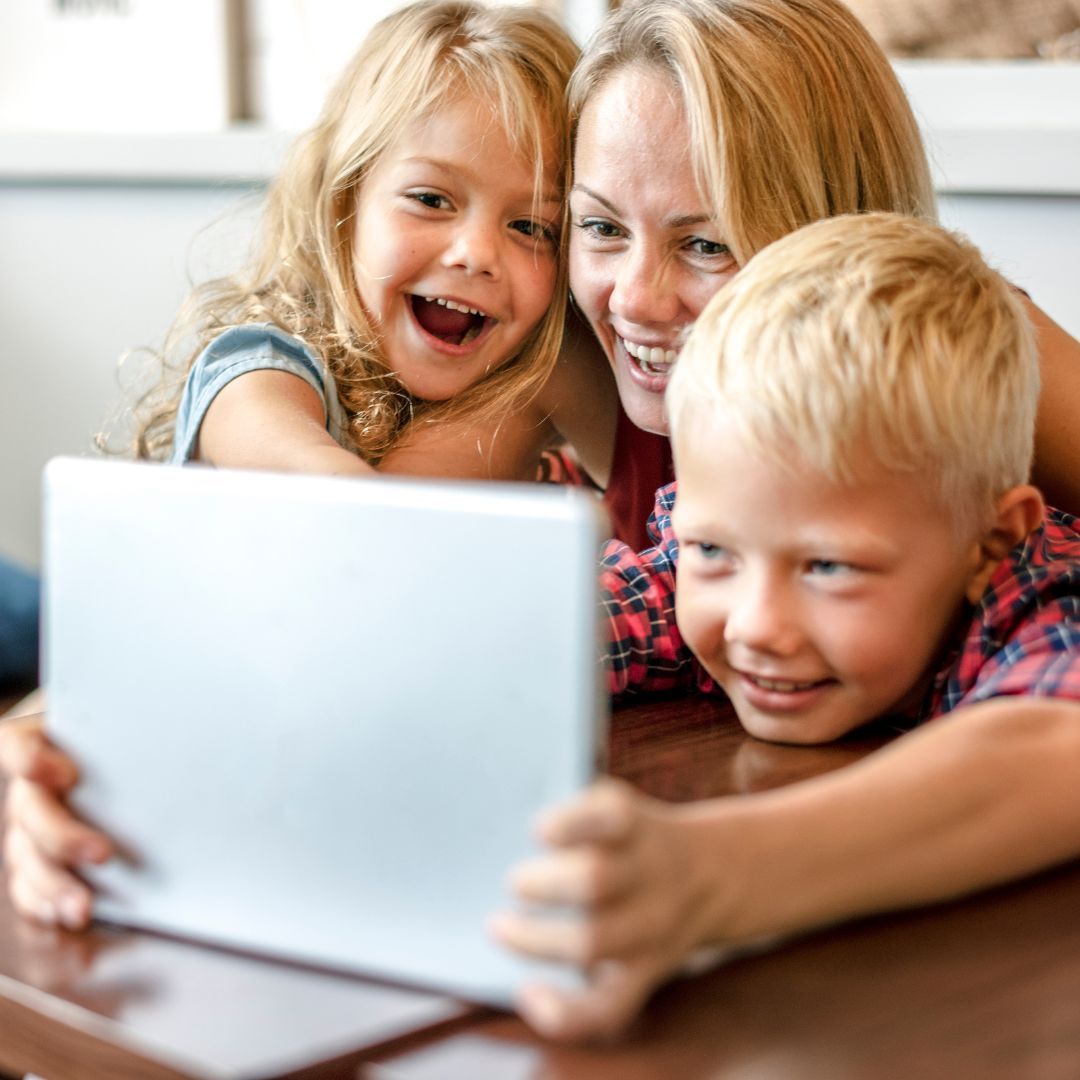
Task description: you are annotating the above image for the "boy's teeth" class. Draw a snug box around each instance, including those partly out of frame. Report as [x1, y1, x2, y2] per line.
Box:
[750, 675, 818, 692]
[424, 296, 485, 317]
[460, 321, 482, 345]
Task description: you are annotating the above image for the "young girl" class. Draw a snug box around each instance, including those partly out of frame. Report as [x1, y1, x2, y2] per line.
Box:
[0, 0, 595, 930]
[130, 0, 593, 486]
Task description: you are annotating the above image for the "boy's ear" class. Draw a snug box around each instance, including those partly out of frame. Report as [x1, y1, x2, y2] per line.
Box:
[965, 484, 1045, 605]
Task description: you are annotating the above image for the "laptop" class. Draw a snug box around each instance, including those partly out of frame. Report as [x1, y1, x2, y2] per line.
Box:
[43, 456, 608, 1009]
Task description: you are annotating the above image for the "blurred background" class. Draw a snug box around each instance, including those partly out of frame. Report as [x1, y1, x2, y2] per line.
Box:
[1, 0, 1078, 570]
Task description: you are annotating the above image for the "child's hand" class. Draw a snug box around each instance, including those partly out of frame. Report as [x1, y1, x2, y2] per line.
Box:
[0, 715, 112, 929]
[491, 778, 720, 1042]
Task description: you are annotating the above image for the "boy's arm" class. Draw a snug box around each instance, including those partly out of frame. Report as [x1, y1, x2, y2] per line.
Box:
[497, 695, 1080, 1040]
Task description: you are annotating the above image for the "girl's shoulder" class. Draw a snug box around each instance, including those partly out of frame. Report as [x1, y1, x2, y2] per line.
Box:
[171, 324, 347, 465]
[198, 323, 325, 369]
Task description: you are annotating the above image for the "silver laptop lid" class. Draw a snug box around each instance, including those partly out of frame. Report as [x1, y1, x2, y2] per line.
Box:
[44, 457, 608, 1006]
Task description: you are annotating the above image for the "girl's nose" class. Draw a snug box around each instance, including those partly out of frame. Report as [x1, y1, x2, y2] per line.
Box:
[609, 244, 680, 327]
[442, 219, 500, 278]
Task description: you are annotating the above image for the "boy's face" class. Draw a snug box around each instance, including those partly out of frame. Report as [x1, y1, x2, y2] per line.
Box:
[671, 417, 986, 744]
[352, 91, 560, 402]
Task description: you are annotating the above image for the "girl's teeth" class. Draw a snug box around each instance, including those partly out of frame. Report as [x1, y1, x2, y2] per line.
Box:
[424, 296, 485, 317]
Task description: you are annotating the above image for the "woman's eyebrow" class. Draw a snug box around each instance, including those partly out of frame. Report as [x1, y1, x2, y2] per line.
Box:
[571, 184, 714, 231]
[570, 183, 617, 214]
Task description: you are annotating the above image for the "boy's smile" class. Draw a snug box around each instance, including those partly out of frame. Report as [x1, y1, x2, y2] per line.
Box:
[352, 91, 560, 402]
[671, 418, 990, 744]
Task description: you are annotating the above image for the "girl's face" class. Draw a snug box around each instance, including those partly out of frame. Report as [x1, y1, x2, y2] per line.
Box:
[569, 67, 738, 435]
[353, 92, 561, 402]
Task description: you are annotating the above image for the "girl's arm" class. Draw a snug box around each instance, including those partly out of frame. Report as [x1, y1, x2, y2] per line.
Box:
[1026, 298, 1080, 516]
[196, 370, 376, 476]
[200, 369, 566, 483]
[496, 695, 1080, 1040]
[378, 404, 558, 482]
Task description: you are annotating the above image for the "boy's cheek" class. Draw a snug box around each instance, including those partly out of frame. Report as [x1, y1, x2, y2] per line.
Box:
[674, 590, 727, 678]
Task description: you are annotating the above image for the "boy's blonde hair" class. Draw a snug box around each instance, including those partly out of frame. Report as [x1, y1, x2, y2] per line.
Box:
[569, 0, 936, 265]
[668, 213, 1039, 532]
[135, 1, 578, 462]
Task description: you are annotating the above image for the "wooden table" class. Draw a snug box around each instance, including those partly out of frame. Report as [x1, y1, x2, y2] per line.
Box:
[2, 690, 1080, 1079]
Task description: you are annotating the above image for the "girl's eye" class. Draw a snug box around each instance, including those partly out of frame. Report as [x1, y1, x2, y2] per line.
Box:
[511, 219, 558, 245]
[575, 217, 623, 241]
[409, 192, 451, 210]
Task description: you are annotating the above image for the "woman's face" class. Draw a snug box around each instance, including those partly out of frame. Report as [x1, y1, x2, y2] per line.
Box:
[569, 66, 739, 435]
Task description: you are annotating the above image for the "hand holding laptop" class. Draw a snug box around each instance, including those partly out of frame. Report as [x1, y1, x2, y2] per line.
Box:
[0, 708, 111, 930]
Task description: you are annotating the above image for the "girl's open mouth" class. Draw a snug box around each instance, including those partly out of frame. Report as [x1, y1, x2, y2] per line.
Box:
[411, 295, 495, 348]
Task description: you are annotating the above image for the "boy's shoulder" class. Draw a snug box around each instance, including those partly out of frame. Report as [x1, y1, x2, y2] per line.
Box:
[931, 506, 1080, 715]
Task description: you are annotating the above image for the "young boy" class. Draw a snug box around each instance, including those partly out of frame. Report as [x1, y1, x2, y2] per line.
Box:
[492, 213, 1080, 1041]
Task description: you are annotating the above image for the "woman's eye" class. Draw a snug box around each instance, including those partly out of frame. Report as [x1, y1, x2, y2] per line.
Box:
[409, 192, 450, 210]
[575, 218, 623, 240]
[687, 237, 732, 258]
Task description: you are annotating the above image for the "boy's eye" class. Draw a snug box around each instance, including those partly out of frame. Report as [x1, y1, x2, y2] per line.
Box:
[698, 542, 722, 558]
[807, 559, 853, 577]
[692, 541, 733, 563]
[575, 217, 623, 240]
[409, 192, 451, 210]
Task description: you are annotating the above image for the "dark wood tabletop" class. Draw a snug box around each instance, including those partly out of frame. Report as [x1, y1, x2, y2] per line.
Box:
[2, 688, 1079, 1079]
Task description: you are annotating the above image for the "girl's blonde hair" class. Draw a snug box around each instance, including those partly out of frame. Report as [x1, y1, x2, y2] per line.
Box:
[135, 1, 578, 463]
[569, 0, 936, 265]
[669, 214, 1038, 534]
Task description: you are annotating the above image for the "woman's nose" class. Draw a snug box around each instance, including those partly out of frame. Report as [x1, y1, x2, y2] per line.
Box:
[610, 245, 680, 327]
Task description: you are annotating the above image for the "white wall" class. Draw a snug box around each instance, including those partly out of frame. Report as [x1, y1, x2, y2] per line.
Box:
[0, 179, 262, 567]
[1, 64, 1078, 570]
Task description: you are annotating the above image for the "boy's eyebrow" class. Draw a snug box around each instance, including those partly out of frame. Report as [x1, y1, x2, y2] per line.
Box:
[571, 183, 715, 230]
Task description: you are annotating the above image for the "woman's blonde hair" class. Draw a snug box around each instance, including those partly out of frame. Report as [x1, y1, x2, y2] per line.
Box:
[134, 1, 578, 462]
[569, 0, 936, 264]
[669, 214, 1038, 534]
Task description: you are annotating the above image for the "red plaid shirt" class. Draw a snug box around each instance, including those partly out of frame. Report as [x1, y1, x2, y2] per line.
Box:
[601, 482, 1080, 719]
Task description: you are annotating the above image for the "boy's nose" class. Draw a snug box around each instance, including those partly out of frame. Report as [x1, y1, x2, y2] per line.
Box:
[610, 245, 680, 327]
[722, 574, 802, 658]
[442, 220, 500, 278]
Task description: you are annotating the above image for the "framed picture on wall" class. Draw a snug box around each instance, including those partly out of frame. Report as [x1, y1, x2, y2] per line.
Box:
[0, 0, 244, 133]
